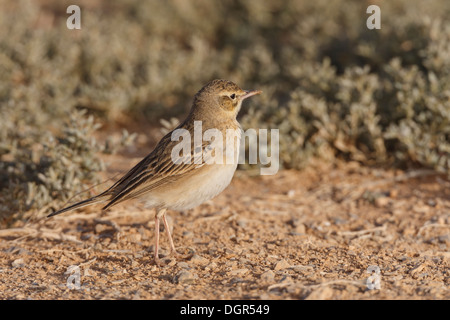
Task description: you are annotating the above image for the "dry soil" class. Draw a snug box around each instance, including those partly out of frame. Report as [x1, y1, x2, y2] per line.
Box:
[0, 157, 449, 300]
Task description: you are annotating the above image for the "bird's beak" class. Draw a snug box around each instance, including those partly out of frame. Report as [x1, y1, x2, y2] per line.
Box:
[240, 90, 262, 100]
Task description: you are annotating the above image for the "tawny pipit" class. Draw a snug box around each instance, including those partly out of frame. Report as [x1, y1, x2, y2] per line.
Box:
[48, 79, 261, 265]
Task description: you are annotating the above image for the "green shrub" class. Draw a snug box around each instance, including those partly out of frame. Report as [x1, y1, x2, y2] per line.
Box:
[0, 0, 449, 224]
[0, 108, 134, 225]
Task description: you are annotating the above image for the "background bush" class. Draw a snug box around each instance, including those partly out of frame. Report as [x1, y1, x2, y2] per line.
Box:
[0, 0, 449, 225]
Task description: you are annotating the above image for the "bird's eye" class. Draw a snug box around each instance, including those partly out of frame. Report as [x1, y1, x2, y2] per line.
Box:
[230, 93, 236, 99]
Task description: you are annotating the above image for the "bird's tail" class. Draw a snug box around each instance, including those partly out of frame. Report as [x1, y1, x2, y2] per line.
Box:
[47, 194, 109, 218]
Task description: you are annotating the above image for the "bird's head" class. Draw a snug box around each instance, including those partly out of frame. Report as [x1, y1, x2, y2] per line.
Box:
[193, 79, 261, 119]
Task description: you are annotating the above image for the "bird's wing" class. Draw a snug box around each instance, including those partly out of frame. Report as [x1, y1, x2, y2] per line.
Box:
[102, 132, 217, 210]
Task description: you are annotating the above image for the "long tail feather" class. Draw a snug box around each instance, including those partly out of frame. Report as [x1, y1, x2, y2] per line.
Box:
[47, 195, 109, 218]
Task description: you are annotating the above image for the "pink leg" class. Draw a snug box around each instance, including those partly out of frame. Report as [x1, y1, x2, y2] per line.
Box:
[154, 213, 161, 265]
[162, 212, 193, 259]
[162, 212, 178, 257]
[153, 209, 166, 266]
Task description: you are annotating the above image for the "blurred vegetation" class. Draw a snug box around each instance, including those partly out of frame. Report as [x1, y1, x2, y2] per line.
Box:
[0, 0, 449, 224]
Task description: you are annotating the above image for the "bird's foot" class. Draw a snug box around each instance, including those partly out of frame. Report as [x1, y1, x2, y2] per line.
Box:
[169, 248, 194, 260]
[153, 256, 162, 267]
[152, 248, 193, 266]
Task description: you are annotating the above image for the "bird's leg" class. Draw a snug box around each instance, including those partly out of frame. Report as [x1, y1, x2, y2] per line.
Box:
[162, 211, 192, 259]
[153, 208, 166, 266]
[161, 211, 180, 258]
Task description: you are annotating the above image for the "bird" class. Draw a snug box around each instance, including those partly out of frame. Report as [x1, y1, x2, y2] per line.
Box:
[48, 79, 261, 266]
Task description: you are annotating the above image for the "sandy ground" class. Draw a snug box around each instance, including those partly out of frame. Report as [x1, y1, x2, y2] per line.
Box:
[0, 158, 448, 300]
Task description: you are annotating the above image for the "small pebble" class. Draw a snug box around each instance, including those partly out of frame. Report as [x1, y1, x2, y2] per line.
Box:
[374, 197, 390, 208]
[190, 254, 209, 265]
[228, 268, 249, 276]
[236, 219, 248, 228]
[177, 262, 190, 269]
[95, 224, 108, 233]
[274, 259, 291, 271]
[182, 231, 194, 238]
[305, 287, 334, 300]
[260, 270, 275, 282]
[175, 270, 197, 284]
[12, 258, 25, 268]
[389, 189, 398, 198]
[206, 262, 217, 270]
